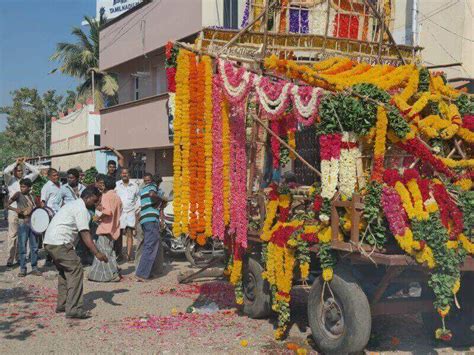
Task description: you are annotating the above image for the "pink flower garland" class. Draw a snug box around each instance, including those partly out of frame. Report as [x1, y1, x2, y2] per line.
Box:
[211, 76, 225, 240]
[290, 86, 322, 127]
[319, 133, 342, 160]
[382, 186, 409, 236]
[462, 115, 474, 130]
[218, 60, 254, 104]
[254, 76, 292, 120]
[229, 105, 248, 248]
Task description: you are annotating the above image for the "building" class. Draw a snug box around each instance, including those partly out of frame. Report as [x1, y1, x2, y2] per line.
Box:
[51, 99, 109, 173]
[99, 0, 244, 185]
[392, 0, 473, 90]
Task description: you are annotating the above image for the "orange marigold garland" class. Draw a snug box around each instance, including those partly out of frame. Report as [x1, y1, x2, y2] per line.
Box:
[203, 56, 214, 238]
[173, 50, 191, 236]
[371, 106, 388, 182]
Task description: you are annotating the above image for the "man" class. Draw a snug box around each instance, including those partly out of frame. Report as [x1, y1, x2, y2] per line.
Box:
[105, 147, 125, 180]
[115, 168, 140, 262]
[7, 178, 40, 277]
[3, 157, 39, 268]
[55, 168, 86, 207]
[88, 176, 122, 282]
[44, 187, 108, 319]
[41, 168, 61, 213]
[135, 173, 166, 281]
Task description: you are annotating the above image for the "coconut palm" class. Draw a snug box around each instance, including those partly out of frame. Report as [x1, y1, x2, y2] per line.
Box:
[51, 15, 118, 109]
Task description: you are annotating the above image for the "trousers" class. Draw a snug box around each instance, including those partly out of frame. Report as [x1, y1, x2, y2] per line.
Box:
[45, 243, 84, 315]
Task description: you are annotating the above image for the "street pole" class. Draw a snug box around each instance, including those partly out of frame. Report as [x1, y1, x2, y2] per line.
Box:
[43, 107, 47, 156]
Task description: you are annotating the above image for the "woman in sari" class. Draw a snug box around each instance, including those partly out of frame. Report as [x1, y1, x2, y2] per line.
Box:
[88, 176, 123, 282]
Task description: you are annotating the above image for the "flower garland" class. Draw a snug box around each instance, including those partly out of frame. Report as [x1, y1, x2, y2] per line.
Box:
[211, 75, 225, 240]
[261, 184, 280, 242]
[240, 0, 250, 28]
[254, 76, 292, 120]
[203, 56, 213, 239]
[320, 133, 342, 199]
[173, 50, 191, 237]
[290, 85, 323, 127]
[229, 104, 248, 248]
[218, 59, 254, 104]
[222, 99, 231, 226]
[371, 106, 388, 182]
[279, 0, 288, 32]
[432, 181, 464, 239]
[339, 132, 360, 198]
[289, 6, 309, 33]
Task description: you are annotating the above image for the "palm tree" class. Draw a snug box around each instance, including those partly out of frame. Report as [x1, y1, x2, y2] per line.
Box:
[51, 15, 118, 109]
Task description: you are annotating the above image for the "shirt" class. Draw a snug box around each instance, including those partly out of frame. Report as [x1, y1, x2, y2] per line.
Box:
[3, 162, 39, 208]
[55, 183, 86, 207]
[41, 180, 61, 213]
[96, 190, 123, 240]
[44, 199, 91, 246]
[10, 191, 36, 220]
[107, 167, 122, 181]
[115, 180, 140, 213]
[139, 183, 164, 225]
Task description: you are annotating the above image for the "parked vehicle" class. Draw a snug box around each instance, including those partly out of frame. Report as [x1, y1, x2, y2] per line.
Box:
[162, 198, 225, 267]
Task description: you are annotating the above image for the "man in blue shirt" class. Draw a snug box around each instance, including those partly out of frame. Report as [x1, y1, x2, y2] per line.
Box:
[135, 173, 166, 280]
[55, 168, 86, 207]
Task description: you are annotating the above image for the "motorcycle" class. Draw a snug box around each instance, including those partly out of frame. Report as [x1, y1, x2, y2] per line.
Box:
[162, 199, 225, 267]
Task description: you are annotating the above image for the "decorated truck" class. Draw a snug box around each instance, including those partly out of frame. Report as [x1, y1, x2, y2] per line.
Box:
[167, 1, 473, 353]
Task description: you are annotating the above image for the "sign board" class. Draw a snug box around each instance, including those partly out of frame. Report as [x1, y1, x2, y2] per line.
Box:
[97, 0, 143, 21]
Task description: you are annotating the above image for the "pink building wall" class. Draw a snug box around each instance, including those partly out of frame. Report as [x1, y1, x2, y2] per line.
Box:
[99, 0, 203, 71]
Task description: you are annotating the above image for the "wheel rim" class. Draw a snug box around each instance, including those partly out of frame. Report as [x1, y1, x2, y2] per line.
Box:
[320, 296, 345, 339]
[244, 272, 256, 302]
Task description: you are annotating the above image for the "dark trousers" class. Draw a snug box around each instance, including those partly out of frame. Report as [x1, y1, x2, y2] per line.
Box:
[114, 233, 123, 258]
[135, 221, 160, 279]
[45, 243, 84, 315]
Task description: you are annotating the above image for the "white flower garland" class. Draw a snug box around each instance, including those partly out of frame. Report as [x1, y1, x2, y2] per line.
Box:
[338, 132, 360, 198]
[309, 3, 336, 36]
[254, 76, 293, 117]
[218, 60, 253, 101]
[290, 85, 322, 122]
[321, 158, 339, 199]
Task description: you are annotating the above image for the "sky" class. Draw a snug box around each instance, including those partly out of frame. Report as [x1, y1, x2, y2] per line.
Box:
[0, 0, 96, 131]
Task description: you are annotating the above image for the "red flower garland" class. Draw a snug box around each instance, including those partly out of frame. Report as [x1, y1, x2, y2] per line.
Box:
[432, 183, 464, 239]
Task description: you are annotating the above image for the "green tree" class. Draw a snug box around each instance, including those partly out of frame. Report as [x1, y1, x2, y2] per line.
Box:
[0, 88, 63, 160]
[50, 16, 118, 109]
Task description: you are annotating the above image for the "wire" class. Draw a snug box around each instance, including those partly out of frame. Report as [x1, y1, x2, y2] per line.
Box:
[418, 12, 474, 42]
[100, 0, 163, 54]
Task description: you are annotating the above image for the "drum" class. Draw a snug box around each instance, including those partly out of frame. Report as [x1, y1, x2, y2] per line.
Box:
[30, 207, 55, 234]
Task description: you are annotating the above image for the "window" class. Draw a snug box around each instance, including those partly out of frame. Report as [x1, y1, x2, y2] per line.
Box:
[224, 0, 238, 29]
[134, 77, 140, 100]
[156, 65, 167, 94]
[94, 134, 100, 147]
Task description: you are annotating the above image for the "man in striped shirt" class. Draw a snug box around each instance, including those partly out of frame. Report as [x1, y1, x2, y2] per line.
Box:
[135, 173, 166, 280]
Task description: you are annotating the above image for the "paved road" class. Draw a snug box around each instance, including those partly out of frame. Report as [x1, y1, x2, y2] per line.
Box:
[0, 217, 472, 354]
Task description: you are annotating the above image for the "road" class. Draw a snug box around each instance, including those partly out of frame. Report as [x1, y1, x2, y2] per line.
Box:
[0, 213, 472, 354]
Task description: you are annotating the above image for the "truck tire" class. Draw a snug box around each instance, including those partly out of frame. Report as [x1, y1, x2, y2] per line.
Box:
[307, 267, 372, 354]
[242, 257, 272, 319]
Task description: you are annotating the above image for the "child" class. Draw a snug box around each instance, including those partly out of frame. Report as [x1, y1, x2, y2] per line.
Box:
[8, 178, 41, 277]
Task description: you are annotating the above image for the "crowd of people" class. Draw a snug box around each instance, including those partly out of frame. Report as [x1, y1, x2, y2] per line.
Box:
[2, 150, 167, 319]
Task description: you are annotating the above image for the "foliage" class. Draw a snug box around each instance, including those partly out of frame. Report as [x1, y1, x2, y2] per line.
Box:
[50, 15, 118, 109]
[455, 94, 474, 116]
[318, 242, 336, 269]
[418, 68, 430, 92]
[0, 88, 64, 159]
[32, 175, 48, 197]
[363, 181, 387, 249]
[413, 214, 466, 310]
[82, 167, 98, 186]
[318, 84, 410, 137]
[0, 132, 16, 170]
[457, 190, 474, 237]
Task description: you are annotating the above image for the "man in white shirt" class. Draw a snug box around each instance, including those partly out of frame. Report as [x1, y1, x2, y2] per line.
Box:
[44, 187, 108, 319]
[40, 168, 61, 213]
[3, 157, 39, 267]
[115, 168, 140, 261]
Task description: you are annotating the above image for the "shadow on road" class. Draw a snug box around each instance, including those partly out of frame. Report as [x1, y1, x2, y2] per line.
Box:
[83, 288, 129, 311]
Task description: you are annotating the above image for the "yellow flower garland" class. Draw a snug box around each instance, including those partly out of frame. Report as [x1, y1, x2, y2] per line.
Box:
[456, 127, 474, 144]
[406, 179, 429, 220]
[399, 67, 419, 101]
[173, 50, 190, 236]
[439, 157, 474, 169]
[454, 178, 472, 191]
[203, 56, 214, 237]
[459, 234, 474, 254]
[394, 181, 417, 219]
[261, 199, 279, 242]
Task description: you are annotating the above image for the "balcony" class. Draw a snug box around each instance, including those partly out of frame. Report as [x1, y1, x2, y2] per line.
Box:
[100, 93, 171, 150]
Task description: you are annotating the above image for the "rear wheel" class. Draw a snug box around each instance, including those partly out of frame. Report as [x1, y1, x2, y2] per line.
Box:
[185, 237, 224, 267]
[308, 267, 371, 354]
[242, 257, 272, 318]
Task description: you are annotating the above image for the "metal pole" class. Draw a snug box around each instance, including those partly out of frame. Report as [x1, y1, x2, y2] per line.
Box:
[43, 108, 47, 156]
